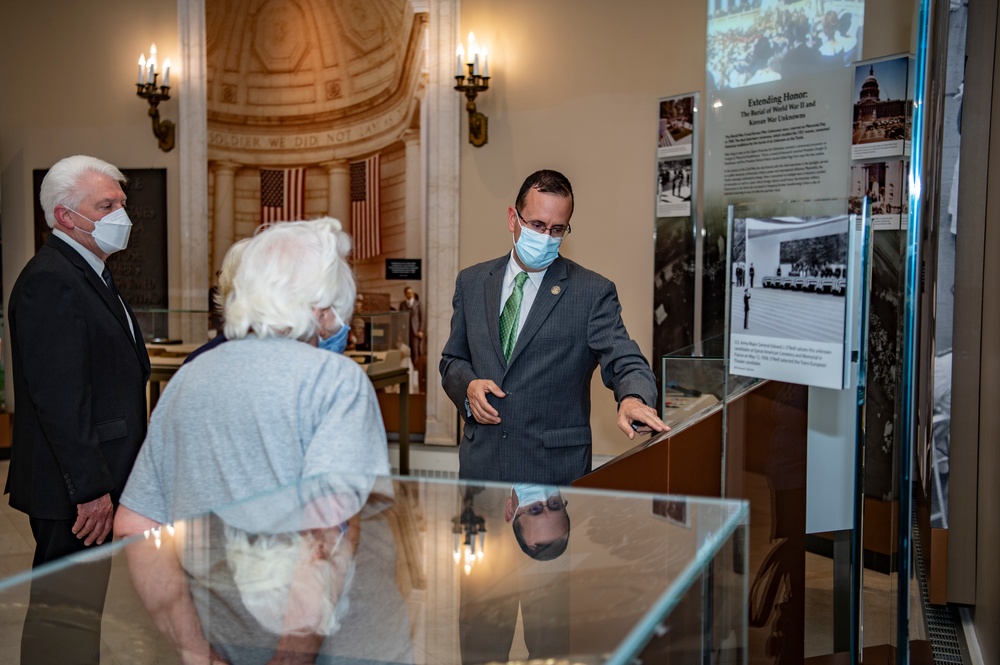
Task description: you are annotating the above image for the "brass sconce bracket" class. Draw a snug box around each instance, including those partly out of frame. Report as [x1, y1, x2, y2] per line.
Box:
[455, 65, 490, 147]
[136, 80, 175, 152]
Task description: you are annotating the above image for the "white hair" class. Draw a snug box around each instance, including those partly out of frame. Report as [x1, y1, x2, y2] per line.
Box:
[224, 525, 355, 637]
[223, 217, 356, 341]
[39, 155, 126, 228]
[214, 237, 253, 310]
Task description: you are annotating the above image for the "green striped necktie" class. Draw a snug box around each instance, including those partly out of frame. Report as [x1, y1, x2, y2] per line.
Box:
[499, 271, 528, 361]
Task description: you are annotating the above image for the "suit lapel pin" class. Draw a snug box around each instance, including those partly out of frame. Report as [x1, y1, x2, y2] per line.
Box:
[551, 285, 561, 295]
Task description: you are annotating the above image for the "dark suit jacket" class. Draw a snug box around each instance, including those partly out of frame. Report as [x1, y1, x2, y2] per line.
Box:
[399, 297, 423, 357]
[5, 235, 150, 520]
[440, 255, 657, 485]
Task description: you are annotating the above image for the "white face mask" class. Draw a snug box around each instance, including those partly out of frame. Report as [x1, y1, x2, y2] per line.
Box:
[66, 206, 133, 255]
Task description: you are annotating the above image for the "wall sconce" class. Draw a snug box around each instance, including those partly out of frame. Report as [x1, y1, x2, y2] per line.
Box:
[454, 32, 490, 147]
[452, 492, 486, 575]
[135, 44, 175, 152]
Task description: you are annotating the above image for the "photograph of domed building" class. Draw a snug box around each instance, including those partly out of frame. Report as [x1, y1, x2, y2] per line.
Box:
[851, 56, 912, 157]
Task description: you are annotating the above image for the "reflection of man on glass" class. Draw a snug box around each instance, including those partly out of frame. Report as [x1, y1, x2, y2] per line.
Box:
[505, 483, 570, 560]
[460, 484, 571, 665]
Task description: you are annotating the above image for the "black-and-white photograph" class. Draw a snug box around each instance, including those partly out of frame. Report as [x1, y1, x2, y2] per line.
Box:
[658, 95, 695, 157]
[706, 0, 866, 90]
[729, 216, 849, 344]
[652, 217, 695, 391]
[849, 160, 904, 228]
[656, 159, 693, 217]
[851, 56, 911, 159]
[728, 215, 852, 389]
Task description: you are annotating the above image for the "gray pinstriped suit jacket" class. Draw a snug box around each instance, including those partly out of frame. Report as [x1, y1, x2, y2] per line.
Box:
[440, 254, 658, 485]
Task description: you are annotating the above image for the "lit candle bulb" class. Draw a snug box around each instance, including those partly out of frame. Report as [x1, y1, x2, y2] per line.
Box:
[138, 54, 146, 85]
[456, 44, 464, 77]
[467, 32, 479, 76]
[148, 44, 157, 83]
[162, 58, 171, 87]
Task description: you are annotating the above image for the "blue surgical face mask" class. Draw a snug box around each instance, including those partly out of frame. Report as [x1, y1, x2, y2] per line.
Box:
[511, 484, 561, 507]
[318, 309, 350, 354]
[513, 224, 562, 271]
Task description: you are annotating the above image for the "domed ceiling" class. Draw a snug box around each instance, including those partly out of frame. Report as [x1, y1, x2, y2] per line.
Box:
[205, 0, 427, 162]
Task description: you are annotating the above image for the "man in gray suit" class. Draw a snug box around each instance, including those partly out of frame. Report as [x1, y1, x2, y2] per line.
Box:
[441, 170, 667, 485]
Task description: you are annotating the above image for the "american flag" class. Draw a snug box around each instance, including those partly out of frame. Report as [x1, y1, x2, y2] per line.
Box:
[350, 155, 381, 260]
[260, 167, 306, 225]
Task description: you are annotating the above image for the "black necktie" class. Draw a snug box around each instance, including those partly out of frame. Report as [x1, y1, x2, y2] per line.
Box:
[102, 267, 138, 347]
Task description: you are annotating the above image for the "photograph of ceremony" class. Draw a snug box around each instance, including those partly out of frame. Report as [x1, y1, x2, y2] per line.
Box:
[729, 215, 849, 344]
[656, 158, 693, 217]
[706, 0, 866, 90]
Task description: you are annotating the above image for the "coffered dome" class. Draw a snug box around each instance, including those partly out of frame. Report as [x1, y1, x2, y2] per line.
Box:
[205, 0, 427, 162]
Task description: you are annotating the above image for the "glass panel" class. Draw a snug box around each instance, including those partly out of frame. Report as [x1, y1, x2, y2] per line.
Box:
[0, 476, 747, 665]
[134, 308, 214, 345]
[344, 311, 409, 366]
[718, 199, 873, 663]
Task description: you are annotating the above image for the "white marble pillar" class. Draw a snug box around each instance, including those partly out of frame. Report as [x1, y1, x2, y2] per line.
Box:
[179, 0, 209, 342]
[402, 129, 424, 261]
[211, 161, 240, 275]
[321, 160, 352, 231]
[422, 0, 461, 447]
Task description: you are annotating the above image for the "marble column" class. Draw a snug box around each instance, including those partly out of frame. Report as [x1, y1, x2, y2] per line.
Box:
[179, 0, 209, 342]
[321, 159, 352, 232]
[422, 0, 461, 447]
[402, 129, 424, 261]
[211, 161, 240, 275]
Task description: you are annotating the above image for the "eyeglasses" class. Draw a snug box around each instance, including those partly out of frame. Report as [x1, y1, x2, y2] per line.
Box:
[515, 208, 571, 238]
[515, 497, 569, 519]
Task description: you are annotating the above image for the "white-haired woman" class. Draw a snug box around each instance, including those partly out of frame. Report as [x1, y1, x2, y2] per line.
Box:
[114, 217, 398, 664]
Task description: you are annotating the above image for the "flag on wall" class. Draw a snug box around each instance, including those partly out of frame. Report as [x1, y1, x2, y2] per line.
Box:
[350, 155, 381, 260]
[260, 167, 306, 225]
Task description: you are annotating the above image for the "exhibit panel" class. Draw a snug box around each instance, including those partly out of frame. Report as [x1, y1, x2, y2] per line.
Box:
[0, 475, 749, 665]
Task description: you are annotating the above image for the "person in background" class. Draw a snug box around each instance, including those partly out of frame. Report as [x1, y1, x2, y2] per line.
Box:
[184, 237, 251, 365]
[115, 218, 391, 664]
[6, 154, 150, 664]
[399, 286, 424, 366]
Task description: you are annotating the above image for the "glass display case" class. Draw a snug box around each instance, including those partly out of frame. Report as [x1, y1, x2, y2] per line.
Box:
[660, 335, 759, 429]
[133, 308, 214, 345]
[0, 475, 748, 665]
[345, 310, 410, 367]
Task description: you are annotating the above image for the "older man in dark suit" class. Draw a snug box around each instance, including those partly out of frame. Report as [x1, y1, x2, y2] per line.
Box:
[441, 169, 666, 485]
[6, 155, 150, 664]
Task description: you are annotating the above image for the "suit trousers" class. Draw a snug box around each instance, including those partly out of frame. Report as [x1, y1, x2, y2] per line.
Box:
[21, 517, 112, 665]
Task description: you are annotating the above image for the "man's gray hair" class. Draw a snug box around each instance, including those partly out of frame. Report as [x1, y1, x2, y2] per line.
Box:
[39, 155, 126, 229]
[224, 217, 356, 341]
